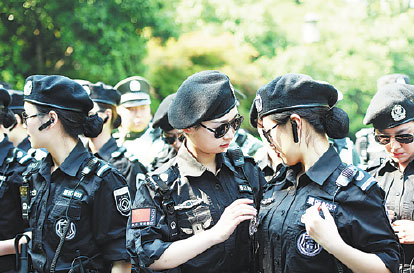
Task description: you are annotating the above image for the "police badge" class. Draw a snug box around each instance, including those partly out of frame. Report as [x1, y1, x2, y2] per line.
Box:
[113, 186, 131, 217]
[391, 104, 406, 122]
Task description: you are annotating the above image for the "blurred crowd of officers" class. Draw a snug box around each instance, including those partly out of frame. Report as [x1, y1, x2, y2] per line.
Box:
[0, 70, 412, 273]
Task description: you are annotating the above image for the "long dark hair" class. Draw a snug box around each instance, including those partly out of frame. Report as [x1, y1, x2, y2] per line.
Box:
[35, 104, 103, 139]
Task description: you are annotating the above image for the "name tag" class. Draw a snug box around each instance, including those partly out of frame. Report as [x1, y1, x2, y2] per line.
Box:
[306, 196, 338, 213]
[62, 188, 83, 200]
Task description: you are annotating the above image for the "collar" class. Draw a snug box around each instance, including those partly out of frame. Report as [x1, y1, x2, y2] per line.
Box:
[176, 143, 208, 177]
[304, 145, 342, 186]
[0, 134, 14, 165]
[42, 140, 90, 177]
[96, 137, 118, 161]
[17, 136, 31, 152]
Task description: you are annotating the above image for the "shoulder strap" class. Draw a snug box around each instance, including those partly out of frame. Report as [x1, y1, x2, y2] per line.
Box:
[20, 161, 41, 221]
[145, 166, 180, 241]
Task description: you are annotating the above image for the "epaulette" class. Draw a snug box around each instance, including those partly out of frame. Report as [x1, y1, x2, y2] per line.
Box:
[95, 159, 112, 178]
[111, 146, 127, 159]
[353, 170, 377, 192]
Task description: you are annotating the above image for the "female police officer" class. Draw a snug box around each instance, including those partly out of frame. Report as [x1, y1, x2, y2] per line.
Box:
[364, 83, 414, 270]
[0, 87, 32, 272]
[23, 75, 131, 272]
[126, 70, 265, 272]
[86, 82, 147, 201]
[250, 73, 400, 273]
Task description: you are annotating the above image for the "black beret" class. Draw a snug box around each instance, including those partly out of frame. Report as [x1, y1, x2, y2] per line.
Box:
[168, 70, 237, 129]
[0, 87, 11, 110]
[153, 93, 176, 131]
[364, 83, 414, 129]
[24, 75, 93, 114]
[250, 73, 339, 128]
[114, 76, 151, 94]
[88, 82, 121, 106]
[377, 73, 410, 89]
[8, 90, 24, 110]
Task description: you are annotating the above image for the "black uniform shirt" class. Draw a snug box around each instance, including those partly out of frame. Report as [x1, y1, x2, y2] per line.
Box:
[258, 146, 400, 273]
[127, 144, 266, 273]
[0, 135, 32, 271]
[94, 137, 147, 201]
[29, 141, 130, 272]
[368, 158, 414, 264]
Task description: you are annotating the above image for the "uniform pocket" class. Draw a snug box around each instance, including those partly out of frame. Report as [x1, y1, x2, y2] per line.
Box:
[175, 198, 213, 236]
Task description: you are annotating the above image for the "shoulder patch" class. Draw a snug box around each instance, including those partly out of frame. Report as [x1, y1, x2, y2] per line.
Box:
[131, 207, 156, 228]
[113, 186, 131, 217]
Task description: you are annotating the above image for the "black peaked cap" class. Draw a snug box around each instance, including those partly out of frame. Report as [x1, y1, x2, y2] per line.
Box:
[250, 73, 338, 128]
[168, 70, 237, 129]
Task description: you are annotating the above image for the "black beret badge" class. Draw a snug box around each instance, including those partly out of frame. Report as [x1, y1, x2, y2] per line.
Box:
[24, 80, 33, 96]
[391, 104, 406, 122]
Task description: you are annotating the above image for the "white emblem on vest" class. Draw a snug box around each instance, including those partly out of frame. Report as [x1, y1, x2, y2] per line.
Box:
[55, 218, 76, 240]
[297, 231, 322, 257]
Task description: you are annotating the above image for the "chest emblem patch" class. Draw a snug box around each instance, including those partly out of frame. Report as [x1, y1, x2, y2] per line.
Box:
[55, 218, 76, 240]
[297, 231, 322, 257]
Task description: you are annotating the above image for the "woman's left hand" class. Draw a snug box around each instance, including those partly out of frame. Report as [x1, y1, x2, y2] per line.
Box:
[301, 204, 344, 254]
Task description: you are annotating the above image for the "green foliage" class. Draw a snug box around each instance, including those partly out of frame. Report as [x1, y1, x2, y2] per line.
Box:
[1, 0, 414, 139]
[0, 0, 177, 89]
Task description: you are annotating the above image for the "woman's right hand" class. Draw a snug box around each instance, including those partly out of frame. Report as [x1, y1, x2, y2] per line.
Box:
[209, 198, 257, 244]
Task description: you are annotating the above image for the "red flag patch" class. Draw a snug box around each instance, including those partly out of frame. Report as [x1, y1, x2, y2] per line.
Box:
[131, 208, 156, 228]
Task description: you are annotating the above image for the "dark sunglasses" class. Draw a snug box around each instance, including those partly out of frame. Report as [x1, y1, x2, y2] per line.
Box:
[374, 134, 414, 145]
[22, 111, 39, 125]
[261, 123, 278, 145]
[200, 114, 244, 138]
[162, 134, 185, 145]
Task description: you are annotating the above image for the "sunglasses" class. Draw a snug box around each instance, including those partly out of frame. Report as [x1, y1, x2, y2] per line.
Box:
[162, 134, 185, 145]
[261, 123, 279, 145]
[22, 111, 39, 125]
[374, 134, 414, 145]
[200, 114, 244, 138]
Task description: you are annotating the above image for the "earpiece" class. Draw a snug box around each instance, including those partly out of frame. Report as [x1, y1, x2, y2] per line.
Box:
[291, 120, 299, 143]
[38, 118, 54, 131]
